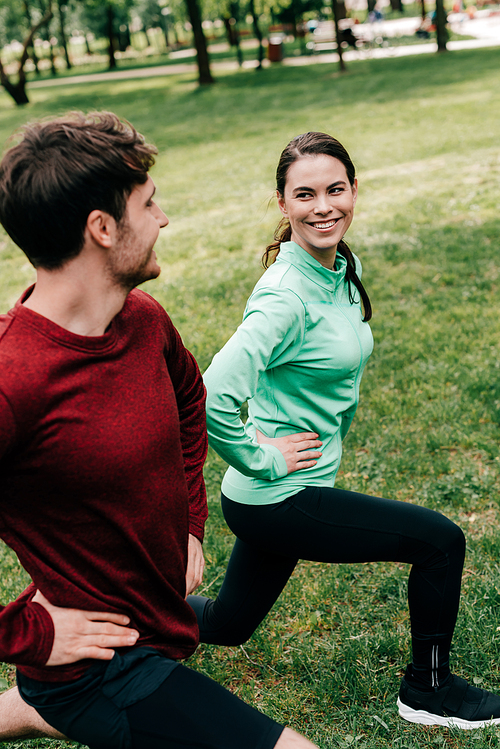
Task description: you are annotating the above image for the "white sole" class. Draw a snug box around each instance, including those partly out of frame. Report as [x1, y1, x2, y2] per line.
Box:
[397, 697, 500, 730]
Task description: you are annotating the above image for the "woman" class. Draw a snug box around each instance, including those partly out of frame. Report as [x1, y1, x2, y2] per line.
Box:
[188, 132, 500, 729]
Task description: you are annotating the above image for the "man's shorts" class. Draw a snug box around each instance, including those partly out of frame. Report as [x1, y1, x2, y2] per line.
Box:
[18, 647, 284, 749]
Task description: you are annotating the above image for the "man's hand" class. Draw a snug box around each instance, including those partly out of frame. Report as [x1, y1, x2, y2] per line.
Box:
[185, 534, 204, 596]
[32, 591, 139, 666]
[256, 429, 322, 474]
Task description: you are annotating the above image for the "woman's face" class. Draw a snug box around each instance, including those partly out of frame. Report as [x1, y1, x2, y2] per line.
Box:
[277, 154, 357, 269]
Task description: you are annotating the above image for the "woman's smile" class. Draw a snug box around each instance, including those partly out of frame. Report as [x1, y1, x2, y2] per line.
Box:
[278, 153, 357, 269]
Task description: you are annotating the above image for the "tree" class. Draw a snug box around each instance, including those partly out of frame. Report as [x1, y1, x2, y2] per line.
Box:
[0, 1, 26, 49]
[80, 0, 133, 70]
[135, 0, 167, 49]
[183, 0, 214, 84]
[0, 0, 53, 104]
[332, 0, 345, 72]
[224, 1, 243, 67]
[230, 1, 243, 67]
[106, 2, 117, 68]
[275, 0, 322, 40]
[435, 0, 447, 51]
[23, 0, 41, 73]
[38, 0, 58, 75]
[57, 0, 72, 68]
[248, 0, 263, 69]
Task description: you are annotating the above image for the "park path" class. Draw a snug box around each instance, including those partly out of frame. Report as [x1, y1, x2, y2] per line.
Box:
[28, 11, 500, 89]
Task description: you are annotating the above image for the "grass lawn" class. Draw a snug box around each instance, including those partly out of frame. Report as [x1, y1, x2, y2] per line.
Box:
[0, 46, 499, 748]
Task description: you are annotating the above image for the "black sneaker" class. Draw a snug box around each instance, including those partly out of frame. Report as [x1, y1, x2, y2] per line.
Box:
[398, 670, 500, 729]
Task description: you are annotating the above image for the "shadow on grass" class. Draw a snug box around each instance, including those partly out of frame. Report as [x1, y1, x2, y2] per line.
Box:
[1, 47, 499, 153]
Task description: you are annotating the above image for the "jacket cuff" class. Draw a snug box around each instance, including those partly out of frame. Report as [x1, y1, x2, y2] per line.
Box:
[263, 444, 288, 479]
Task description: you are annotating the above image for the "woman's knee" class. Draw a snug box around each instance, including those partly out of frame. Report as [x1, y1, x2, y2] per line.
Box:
[422, 510, 466, 564]
[198, 600, 259, 646]
[436, 512, 466, 556]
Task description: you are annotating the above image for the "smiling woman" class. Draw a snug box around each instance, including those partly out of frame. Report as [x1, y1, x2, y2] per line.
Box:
[277, 153, 357, 270]
[187, 131, 500, 731]
[263, 131, 371, 322]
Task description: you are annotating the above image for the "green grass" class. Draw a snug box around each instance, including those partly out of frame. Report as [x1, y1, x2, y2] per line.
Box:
[0, 46, 499, 748]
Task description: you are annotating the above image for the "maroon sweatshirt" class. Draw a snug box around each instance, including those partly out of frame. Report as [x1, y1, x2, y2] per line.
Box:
[0, 288, 208, 682]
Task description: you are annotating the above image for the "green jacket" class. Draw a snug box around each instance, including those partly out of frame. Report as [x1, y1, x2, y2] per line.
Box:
[204, 241, 374, 505]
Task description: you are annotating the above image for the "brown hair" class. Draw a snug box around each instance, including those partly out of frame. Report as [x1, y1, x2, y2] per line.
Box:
[0, 111, 157, 270]
[263, 132, 372, 322]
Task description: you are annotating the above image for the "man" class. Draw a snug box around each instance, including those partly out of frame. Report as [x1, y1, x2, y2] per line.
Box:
[0, 111, 317, 749]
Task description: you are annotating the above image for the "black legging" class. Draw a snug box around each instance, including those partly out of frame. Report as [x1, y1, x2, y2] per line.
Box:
[190, 486, 466, 689]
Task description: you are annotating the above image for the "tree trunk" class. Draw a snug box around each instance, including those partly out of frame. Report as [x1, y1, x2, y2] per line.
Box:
[38, 0, 57, 76]
[0, 64, 30, 104]
[0, 1, 53, 105]
[183, 0, 214, 84]
[389, 0, 404, 11]
[106, 3, 117, 69]
[234, 30, 243, 66]
[24, 0, 40, 74]
[49, 38, 57, 74]
[336, 1, 347, 19]
[248, 0, 264, 69]
[172, 21, 180, 45]
[161, 13, 171, 50]
[117, 25, 128, 52]
[230, 2, 243, 66]
[332, 0, 346, 72]
[435, 0, 447, 51]
[58, 0, 72, 68]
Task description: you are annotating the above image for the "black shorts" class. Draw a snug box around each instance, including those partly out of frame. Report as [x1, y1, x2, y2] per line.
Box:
[18, 647, 284, 749]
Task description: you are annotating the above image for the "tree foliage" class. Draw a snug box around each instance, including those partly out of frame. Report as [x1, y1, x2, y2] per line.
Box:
[0, 0, 54, 104]
[0, 0, 446, 102]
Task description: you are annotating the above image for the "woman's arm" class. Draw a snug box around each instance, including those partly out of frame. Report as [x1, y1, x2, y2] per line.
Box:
[204, 286, 321, 479]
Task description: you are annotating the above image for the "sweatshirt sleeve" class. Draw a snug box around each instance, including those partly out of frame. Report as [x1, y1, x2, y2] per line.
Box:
[0, 587, 55, 667]
[203, 286, 305, 479]
[0, 394, 55, 666]
[163, 320, 208, 543]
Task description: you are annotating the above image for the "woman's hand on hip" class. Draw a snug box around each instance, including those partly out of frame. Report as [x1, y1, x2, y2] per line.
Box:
[256, 429, 322, 474]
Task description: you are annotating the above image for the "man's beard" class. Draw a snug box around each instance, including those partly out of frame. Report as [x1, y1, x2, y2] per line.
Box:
[106, 222, 160, 291]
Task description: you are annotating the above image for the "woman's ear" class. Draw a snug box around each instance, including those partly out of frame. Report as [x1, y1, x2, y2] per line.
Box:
[277, 190, 287, 217]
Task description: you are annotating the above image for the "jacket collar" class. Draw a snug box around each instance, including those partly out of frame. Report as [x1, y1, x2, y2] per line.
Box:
[277, 241, 347, 291]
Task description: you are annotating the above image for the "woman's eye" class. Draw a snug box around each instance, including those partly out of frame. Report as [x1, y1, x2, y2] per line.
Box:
[296, 192, 312, 199]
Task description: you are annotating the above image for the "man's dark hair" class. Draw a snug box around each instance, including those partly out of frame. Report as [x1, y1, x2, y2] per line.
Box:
[0, 111, 158, 269]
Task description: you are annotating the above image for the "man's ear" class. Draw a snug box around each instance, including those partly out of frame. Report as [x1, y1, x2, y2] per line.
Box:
[86, 210, 116, 248]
